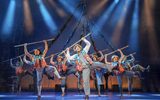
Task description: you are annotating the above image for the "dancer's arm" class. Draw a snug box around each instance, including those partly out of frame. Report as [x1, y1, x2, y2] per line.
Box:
[82, 37, 91, 54]
[129, 54, 135, 63]
[24, 43, 33, 60]
[105, 54, 111, 65]
[19, 56, 23, 66]
[98, 51, 104, 61]
[50, 54, 55, 65]
[66, 48, 77, 60]
[10, 59, 16, 68]
[118, 49, 125, 63]
[42, 40, 48, 58]
[23, 55, 33, 65]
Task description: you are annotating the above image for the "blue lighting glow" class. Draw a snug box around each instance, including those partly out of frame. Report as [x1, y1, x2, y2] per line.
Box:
[59, 0, 81, 20]
[109, 0, 126, 30]
[1, 0, 16, 35]
[129, 0, 139, 51]
[93, 0, 120, 36]
[37, 0, 57, 33]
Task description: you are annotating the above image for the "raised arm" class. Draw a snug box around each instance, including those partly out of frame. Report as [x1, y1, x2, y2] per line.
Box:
[42, 40, 48, 58]
[24, 43, 33, 60]
[19, 56, 23, 66]
[128, 54, 135, 63]
[63, 57, 67, 65]
[10, 59, 16, 68]
[118, 49, 125, 63]
[66, 48, 77, 60]
[98, 51, 104, 61]
[50, 54, 55, 65]
[82, 37, 91, 54]
[23, 55, 34, 65]
[105, 54, 111, 65]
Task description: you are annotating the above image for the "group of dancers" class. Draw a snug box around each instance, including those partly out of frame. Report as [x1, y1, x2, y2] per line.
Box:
[10, 36, 150, 99]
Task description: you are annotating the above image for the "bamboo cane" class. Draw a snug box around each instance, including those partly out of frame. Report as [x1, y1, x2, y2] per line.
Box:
[14, 38, 55, 48]
[58, 33, 91, 56]
[105, 45, 129, 55]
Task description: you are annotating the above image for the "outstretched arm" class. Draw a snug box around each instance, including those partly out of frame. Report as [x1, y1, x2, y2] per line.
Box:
[10, 59, 16, 68]
[66, 48, 77, 60]
[42, 40, 48, 58]
[24, 43, 33, 60]
[19, 56, 23, 66]
[82, 37, 91, 54]
[105, 54, 111, 65]
[23, 55, 34, 65]
[98, 51, 104, 61]
[118, 49, 125, 63]
[50, 54, 55, 65]
[128, 54, 135, 63]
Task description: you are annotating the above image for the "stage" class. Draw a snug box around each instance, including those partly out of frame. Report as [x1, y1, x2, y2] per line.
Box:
[0, 92, 160, 100]
[0, 0, 160, 100]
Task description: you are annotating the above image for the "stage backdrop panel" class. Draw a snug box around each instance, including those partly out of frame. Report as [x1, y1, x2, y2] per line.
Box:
[21, 74, 141, 90]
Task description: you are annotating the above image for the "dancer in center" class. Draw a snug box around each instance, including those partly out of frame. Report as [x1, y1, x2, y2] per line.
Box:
[66, 37, 92, 99]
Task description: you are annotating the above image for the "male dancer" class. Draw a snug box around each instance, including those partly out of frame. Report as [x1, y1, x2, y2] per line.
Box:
[121, 54, 150, 94]
[50, 54, 82, 96]
[105, 49, 141, 97]
[24, 43, 63, 97]
[65, 37, 92, 99]
[66, 37, 109, 99]
[24, 40, 48, 97]
[10, 56, 33, 93]
[91, 51, 106, 96]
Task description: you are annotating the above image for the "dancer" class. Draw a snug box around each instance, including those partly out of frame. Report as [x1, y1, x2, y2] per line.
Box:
[121, 54, 150, 94]
[10, 56, 33, 93]
[65, 37, 92, 99]
[24, 40, 49, 97]
[122, 54, 150, 73]
[23, 48, 64, 95]
[50, 54, 82, 96]
[65, 37, 109, 99]
[105, 49, 141, 97]
[91, 51, 106, 96]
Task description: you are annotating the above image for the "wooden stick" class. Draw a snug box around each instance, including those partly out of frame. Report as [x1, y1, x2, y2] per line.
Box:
[90, 48, 108, 55]
[14, 38, 55, 48]
[126, 52, 136, 57]
[105, 45, 129, 55]
[0, 48, 37, 63]
[44, 52, 60, 59]
[58, 33, 91, 56]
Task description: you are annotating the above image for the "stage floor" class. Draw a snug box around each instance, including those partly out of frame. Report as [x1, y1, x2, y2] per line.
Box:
[0, 92, 160, 100]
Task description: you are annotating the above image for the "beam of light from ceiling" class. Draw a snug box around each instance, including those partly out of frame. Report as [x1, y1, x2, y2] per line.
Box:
[92, 0, 119, 36]
[58, 0, 81, 20]
[143, 0, 159, 62]
[108, 0, 127, 35]
[23, 0, 34, 34]
[112, 0, 132, 46]
[1, 0, 16, 36]
[88, 0, 108, 17]
[47, 0, 67, 17]
[36, 0, 57, 33]
[129, 0, 139, 51]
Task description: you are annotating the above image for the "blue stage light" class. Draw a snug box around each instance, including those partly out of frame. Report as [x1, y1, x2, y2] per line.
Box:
[111, 0, 132, 45]
[59, 0, 81, 20]
[109, 0, 126, 31]
[93, 0, 119, 36]
[1, 0, 16, 36]
[37, 0, 57, 33]
[129, 0, 139, 51]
